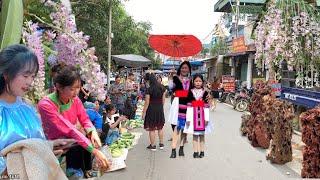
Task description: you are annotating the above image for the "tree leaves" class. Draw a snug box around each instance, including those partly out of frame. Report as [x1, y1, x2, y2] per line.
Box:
[0, 0, 23, 50]
[71, 0, 154, 70]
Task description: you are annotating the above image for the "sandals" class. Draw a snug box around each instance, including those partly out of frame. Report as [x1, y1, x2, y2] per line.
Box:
[85, 170, 99, 178]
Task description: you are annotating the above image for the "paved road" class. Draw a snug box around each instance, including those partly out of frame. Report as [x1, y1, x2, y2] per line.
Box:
[101, 100, 301, 180]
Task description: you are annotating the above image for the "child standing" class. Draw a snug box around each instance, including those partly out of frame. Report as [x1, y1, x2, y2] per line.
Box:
[184, 74, 213, 158]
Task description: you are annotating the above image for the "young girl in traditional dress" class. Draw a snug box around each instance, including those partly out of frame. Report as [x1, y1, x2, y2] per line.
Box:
[184, 74, 213, 158]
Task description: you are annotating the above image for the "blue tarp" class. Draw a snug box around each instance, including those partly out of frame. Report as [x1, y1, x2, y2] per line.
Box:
[190, 61, 204, 66]
[162, 59, 204, 70]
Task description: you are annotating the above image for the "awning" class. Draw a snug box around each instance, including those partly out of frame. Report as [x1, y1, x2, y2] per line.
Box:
[146, 70, 163, 74]
[190, 61, 204, 66]
[112, 54, 151, 68]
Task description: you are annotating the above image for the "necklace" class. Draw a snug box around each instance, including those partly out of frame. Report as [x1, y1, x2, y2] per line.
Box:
[180, 76, 190, 90]
[192, 88, 204, 100]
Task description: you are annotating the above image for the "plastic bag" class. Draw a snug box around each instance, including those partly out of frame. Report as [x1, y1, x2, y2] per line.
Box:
[92, 145, 113, 176]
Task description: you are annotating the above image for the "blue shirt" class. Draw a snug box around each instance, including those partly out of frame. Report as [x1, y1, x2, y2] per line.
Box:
[0, 97, 45, 174]
[86, 108, 103, 130]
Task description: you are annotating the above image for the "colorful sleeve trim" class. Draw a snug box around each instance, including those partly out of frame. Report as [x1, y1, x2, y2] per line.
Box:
[86, 144, 94, 153]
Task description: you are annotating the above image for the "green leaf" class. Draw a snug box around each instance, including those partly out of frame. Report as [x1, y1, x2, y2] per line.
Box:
[0, 0, 24, 50]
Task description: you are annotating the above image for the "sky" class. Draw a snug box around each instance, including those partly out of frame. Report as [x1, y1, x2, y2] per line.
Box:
[123, 0, 221, 44]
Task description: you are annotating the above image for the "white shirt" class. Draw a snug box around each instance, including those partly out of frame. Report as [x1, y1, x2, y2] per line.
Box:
[106, 113, 120, 124]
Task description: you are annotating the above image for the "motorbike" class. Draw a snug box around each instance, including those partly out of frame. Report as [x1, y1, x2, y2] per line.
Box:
[218, 90, 236, 105]
[233, 88, 253, 112]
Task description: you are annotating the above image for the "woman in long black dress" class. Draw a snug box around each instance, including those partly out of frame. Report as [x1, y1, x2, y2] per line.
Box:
[142, 74, 166, 151]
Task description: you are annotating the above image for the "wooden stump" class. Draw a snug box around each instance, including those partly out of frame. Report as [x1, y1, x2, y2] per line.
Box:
[300, 106, 320, 178]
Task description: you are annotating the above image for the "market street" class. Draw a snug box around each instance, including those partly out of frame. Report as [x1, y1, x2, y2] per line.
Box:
[101, 99, 301, 180]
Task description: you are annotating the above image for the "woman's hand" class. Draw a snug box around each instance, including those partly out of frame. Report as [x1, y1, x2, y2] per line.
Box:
[119, 115, 128, 122]
[52, 139, 76, 156]
[92, 149, 110, 170]
[1, 168, 8, 177]
[90, 131, 102, 148]
[205, 121, 209, 126]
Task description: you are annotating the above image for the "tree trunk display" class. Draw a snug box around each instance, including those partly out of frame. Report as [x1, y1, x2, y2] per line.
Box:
[241, 80, 294, 165]
[300, 106, 320, 178]
[265, 99, 294, 164]
[242, 81, 272, 149]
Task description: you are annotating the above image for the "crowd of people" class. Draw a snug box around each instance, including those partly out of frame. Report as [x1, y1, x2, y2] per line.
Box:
[0, 44, 215, 179]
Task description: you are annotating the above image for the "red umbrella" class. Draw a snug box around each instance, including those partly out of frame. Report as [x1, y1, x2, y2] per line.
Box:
[148, 35, 202, 58]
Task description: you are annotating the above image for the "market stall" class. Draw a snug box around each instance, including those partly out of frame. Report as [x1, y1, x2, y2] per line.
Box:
[112, 54, 151, 68]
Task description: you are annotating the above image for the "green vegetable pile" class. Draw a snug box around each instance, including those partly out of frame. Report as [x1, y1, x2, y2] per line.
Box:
[125, 119, 144, 129]
[109, 132, 135, 157]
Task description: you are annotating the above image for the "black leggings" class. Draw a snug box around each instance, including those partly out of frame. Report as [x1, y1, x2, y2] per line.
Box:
[66, 145, 92, 172]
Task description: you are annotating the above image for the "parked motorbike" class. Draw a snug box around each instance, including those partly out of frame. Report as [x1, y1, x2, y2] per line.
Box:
[218, 90, 236, 105]
[233, 88, 253, 112]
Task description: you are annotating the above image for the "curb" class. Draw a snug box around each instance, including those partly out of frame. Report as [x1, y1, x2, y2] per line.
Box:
[223, 103, 234, 108]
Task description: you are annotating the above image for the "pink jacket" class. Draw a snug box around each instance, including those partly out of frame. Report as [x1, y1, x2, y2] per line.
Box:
[38, 93, 95, 152]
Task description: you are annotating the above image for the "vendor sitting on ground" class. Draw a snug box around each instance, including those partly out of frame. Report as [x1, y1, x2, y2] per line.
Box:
[84, 100, 111, 145]
[84, 100, 103, 134]
[122, 97, 136, 120]
[105, 105, 128, 145]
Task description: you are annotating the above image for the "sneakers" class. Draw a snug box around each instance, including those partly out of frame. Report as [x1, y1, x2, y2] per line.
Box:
[199, 151, 204, 158]
[85, 170, 99, 178]
[159, 143, 164, 150]
[146, 144, 156, 151]
[193, 152, 199, 158]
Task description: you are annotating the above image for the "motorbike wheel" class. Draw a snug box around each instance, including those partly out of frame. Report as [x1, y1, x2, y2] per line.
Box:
[235, 99, 249, 112]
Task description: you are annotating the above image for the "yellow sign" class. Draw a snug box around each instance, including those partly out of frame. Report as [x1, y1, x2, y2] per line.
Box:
[232, 36, 247, 53]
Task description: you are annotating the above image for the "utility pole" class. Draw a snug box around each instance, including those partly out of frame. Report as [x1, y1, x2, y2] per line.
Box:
[235, 0, 240, 37]
[107, 0, 112, 88]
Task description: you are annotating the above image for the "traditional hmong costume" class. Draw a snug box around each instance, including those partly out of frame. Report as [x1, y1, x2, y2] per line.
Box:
[38, 92, 97, 175]
[168, 76, 192, 131]
[184, 89, 213, 135]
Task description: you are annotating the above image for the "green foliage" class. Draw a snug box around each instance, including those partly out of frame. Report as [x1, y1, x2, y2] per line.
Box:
[23, 0, 53, 23]
[239, 5, 264, 14]
[0, 0, 23, 49]
[70, 0, 154, 70]
[152, 55, 162, 69]
[210, 39, 228, 57]
[201, 48, 209, 55]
